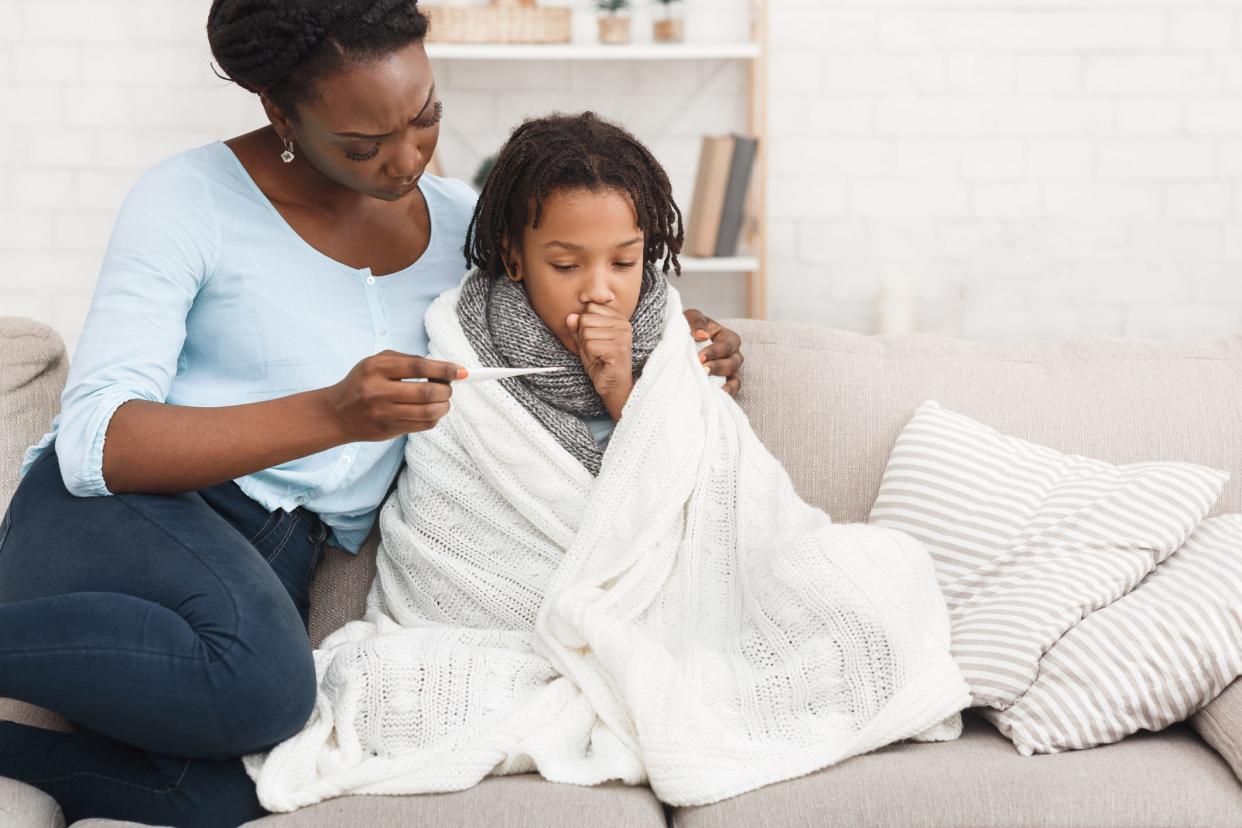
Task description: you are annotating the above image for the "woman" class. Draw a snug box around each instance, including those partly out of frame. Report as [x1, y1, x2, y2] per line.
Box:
[0, 2, 743, 825]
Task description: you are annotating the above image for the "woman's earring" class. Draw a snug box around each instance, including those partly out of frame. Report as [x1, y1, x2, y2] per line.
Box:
[280, 139, 295, 164]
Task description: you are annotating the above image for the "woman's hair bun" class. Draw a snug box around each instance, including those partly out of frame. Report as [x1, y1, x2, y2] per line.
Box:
[207, 0, 430, 112]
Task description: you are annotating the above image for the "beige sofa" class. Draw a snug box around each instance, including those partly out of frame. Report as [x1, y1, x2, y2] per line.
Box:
[2, 315, 1241, 828]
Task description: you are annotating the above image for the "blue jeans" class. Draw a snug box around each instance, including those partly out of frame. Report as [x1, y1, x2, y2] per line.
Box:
[0, 446, 328, 827]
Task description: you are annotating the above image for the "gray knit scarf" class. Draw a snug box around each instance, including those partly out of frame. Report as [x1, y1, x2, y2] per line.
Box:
[456, 267, 669, 475]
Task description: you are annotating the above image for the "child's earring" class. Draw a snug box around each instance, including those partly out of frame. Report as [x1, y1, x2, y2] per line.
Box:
[280, 138, 295, 164]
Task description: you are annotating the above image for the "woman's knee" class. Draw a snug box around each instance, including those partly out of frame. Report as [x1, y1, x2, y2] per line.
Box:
[245, 646, 317, 746]
[135, 621, 315, 760]
[204, 633, 317, 758]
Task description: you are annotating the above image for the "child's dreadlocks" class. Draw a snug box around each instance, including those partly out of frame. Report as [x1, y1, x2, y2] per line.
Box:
[464, 111, 684, 280]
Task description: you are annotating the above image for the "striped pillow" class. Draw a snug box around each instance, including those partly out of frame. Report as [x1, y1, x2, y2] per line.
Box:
[868, 400, 1228, 711]
[988, 514, 1242, 755]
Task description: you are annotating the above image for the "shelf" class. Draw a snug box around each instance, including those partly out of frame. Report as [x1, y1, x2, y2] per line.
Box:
[425, 43, 761, 61]
[677, 256, 759, 274]
[426, 0, 768, 318]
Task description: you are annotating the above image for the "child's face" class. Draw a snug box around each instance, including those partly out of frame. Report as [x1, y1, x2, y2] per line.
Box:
[509, 187, 645, 355]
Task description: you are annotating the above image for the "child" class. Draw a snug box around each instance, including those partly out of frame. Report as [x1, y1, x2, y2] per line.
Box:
[243, 112, 969, 813]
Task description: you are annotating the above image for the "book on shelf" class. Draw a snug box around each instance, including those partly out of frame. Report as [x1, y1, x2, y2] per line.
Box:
[715, 135, 758, 258]
[683, 133, 759, 260]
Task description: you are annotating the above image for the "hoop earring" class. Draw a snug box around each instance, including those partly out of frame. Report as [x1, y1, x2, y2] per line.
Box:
[280, 139, 295, 164]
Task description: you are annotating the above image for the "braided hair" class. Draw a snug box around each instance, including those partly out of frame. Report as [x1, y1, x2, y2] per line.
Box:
[207, 0, 430, 115]
[465, 111, 684, 281]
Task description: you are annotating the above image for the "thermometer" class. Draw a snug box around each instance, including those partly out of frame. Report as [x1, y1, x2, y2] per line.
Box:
[402, 366, 567, 384]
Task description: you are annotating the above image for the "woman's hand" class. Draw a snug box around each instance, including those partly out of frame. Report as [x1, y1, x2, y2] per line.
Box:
[322, 351, 467, 441]
[102, 352, 466, 495]
[683, 309, 744, 397]
[568, 303, 634, 421]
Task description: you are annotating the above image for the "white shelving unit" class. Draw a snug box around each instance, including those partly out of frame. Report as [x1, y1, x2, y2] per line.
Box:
[425, 0, 769, 318]
[426, 43, 761, 60]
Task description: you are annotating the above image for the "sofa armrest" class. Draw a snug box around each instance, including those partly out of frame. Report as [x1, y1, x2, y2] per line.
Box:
[0, 317, 68, 514]
[1193, 678, 1242, 785]
[0, 776, 65, 828]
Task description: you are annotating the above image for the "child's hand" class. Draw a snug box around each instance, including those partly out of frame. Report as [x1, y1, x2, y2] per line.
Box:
[566, 302, 633, 420]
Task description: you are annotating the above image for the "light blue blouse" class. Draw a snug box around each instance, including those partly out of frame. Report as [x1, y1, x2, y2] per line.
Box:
[22, 141, 480, 553]
[585, 416, 616, 448]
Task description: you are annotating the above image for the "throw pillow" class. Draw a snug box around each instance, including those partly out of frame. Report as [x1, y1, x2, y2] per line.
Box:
[989, 514, 1242, 754]
[868, 400, 1228, 711]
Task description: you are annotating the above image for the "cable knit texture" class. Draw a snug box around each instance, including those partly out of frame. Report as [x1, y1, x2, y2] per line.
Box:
[241, 278, 972, 812]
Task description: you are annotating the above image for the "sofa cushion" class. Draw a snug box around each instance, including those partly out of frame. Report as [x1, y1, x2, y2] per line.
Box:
[1194, 679, 1242, 786]
[724, 318, 1242, 774]
[71, 777, 668, 828]
[670, 712, 1242, 828]
[0, 698, 72, 733]
[239, 774, 667, 828]
[71, 775, 667, 828]
[0, 317, 67, 515]
[308, 528, 379, 649]
[723, 319, 1242, 524]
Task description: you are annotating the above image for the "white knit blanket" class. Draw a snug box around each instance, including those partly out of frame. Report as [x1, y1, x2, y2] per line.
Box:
[242, 281, 971, 812]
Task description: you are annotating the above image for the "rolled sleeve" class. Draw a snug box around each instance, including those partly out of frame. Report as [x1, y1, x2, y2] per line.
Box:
[53, 157, 219, 496]
[57, 394, 148, 496]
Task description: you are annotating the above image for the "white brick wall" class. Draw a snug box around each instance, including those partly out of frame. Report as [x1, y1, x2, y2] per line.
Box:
[768, 0, 1242, 338]
[0, 1, 265, 354]
[1, 0, 1240, 351]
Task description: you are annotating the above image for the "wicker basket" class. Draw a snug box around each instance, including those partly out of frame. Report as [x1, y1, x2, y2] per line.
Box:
[424, 3, 572, 44]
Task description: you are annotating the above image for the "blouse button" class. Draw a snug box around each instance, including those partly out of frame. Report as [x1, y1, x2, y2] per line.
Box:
[365, 275, 376, 285]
